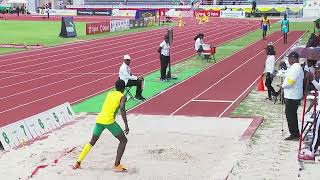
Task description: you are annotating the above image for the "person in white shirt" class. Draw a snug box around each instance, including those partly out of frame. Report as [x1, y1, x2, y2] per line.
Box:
[303, 60, 317, 92]
[158, 35, 170, 81]
[281, 52, 304, 141]
[264, 44, 277, 100]
[119, 54, 145, 100]
[194, 33, 204, 52]
[299, 70, 320, 163]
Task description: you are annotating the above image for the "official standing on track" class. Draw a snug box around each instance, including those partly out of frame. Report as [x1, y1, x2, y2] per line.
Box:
[264, 43, 277, 100]
[281, 52, 304, 141]
[158, 35, 170, 82]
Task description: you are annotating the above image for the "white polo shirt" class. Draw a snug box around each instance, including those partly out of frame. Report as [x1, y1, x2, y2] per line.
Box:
[194, 38, 203, 51]
[119, 62, 137, 85]
[282, 63, 304, 100]
[264, 55, 275, 74]
[159, 40, 170, 56]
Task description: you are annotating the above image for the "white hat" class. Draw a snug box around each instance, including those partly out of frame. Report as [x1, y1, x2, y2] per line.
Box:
[123, 54, 131, 60]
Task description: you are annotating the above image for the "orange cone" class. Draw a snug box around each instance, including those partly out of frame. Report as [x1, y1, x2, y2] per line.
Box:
[258, 75, 265, 91]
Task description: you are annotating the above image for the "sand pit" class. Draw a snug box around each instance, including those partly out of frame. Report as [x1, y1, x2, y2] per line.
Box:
[0, 114, 258, 180]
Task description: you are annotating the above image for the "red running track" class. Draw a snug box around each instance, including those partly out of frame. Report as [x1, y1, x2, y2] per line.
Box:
[130, 31, 305, 117]
[0, 18, 262, 127]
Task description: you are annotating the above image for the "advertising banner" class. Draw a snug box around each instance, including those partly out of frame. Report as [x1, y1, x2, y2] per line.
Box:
[86, 22, 110, 35]
[129, 19, 146, 28]
[112, 9, 137, 17]
[77, 9, 112, 16]
[220, 10, 245, 18]
[194, 10, 220, 17]
[135, 9, 157, 19]
[48, 9, 77, 16]
[110, 19, 130, 32]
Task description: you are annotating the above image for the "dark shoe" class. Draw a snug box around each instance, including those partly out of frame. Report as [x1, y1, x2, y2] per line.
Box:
[272, 91, 280, 97]
[284, 135, 299, 141]
[135, 96, 146, 101]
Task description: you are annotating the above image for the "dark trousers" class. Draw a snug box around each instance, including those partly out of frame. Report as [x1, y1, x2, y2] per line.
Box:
[285, 99, 300, 137]
[265, 72, 276, 98]
[126, 79, 142, 97]
[160, 54, 170, 80]
[197, 45, 204, 53]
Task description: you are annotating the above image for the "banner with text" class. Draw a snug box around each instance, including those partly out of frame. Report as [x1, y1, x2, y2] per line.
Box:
[110, 19, 130, 32]
[112, 9, 137, 17]
[135, 9, 157, 20]
[220, 10, 245, 18]
[77, 9, 112, 16]
[194, 10, 220, 17]
[86, 22, 110, 35]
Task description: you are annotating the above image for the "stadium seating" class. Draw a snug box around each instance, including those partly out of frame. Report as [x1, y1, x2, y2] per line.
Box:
[83, 0, 303, 6]
[84, 0, 178, 6]
[214, 0, 302, 5]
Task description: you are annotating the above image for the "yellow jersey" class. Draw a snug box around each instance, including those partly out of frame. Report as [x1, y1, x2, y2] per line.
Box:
[96, 91, 124, 125]
[262, 18, 269, 25]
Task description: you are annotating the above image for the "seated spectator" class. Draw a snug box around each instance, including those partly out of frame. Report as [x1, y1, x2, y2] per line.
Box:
[303, 60, 317, 92]
[119, 54, 145, 100]
[194, 33, 205, 53]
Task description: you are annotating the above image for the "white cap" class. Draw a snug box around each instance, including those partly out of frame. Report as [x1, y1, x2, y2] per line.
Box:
[123, 54, 131, 60]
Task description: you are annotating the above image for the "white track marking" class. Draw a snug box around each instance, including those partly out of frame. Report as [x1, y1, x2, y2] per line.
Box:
[169, 33, 285, 115]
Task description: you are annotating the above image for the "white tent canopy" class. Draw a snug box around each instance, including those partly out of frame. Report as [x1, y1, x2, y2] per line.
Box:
[7, 0, 27, 4]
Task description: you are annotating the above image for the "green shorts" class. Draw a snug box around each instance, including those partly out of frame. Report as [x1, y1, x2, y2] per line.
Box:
[93, 122, 123, 137]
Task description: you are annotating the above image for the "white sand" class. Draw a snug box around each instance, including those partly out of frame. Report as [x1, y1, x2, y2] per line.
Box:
[0, 115, 253, 180]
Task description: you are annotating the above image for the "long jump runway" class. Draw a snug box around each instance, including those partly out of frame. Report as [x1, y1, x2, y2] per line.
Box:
[130, 31, 305, 117]
[0, 18, 261, 127]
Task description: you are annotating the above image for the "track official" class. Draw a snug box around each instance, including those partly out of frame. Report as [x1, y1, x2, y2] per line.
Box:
[119, 54, 145, 100]
[158, 35, 170, 81]
[281, 52, 304, 141]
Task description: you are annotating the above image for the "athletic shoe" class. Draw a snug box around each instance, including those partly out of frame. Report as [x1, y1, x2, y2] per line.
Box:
[114, 164, 128, 172]
[284, 135, 299, 141]
[73, 161, 81, 169]
[298, 153, 315, 163]
[135, 96, 146, 101]
[160, 79, 166, 82]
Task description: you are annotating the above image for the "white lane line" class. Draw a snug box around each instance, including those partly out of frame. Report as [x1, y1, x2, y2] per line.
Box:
[127, 28, 262, 113]
[218, 31, 306, 117]
[170, 33, 285, 115]
[0, 24, 258, 92]
[0, 19, 234, 65]
[0, 23, 259, 115]
[191, 100, 234, 103]
[0, 22, 245, 75]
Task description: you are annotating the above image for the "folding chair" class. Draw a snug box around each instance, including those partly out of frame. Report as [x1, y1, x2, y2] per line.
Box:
[201, 45, 216, 63]
[124, 86, 135, 100]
